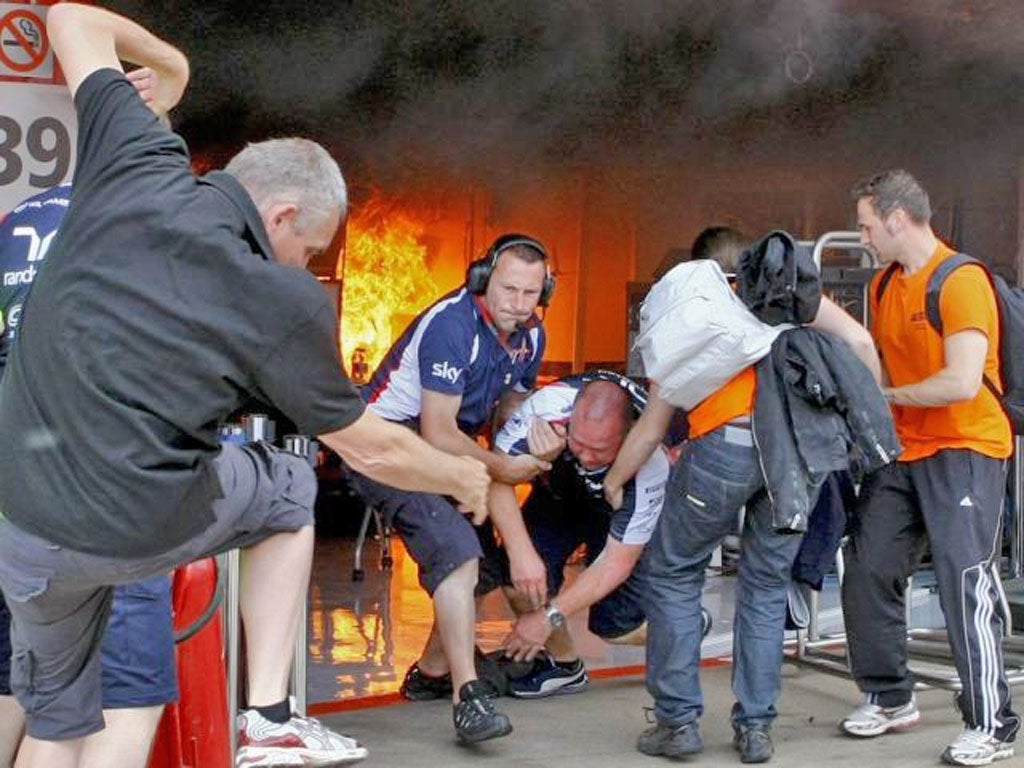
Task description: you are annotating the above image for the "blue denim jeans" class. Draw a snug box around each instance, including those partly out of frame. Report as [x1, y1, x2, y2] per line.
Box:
[645, 423, 806, 729]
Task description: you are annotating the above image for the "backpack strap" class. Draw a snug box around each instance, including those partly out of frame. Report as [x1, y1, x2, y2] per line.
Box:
[874, 262, 901, 307]
[925, 252, 1003, 399]
[924, 252, 982, 336]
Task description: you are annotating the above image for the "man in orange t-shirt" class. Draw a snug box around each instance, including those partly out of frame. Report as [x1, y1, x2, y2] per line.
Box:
[603, 226, 881, 764]
[839, 169, 1018, 767]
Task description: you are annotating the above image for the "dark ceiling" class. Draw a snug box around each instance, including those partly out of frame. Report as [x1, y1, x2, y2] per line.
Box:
[105, 1, 1024, 196]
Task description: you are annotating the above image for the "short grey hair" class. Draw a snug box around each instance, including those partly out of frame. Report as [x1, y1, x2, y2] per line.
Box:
[224, 138, 347, 233]
[851, 169, 932, 224]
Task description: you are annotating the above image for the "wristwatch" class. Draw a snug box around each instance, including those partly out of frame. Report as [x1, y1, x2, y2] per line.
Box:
[544, 603, 566, 629]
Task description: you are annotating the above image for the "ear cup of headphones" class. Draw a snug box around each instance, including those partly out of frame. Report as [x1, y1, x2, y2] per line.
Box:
[465, 258, 492, 295]
[539, 271, 555, 307]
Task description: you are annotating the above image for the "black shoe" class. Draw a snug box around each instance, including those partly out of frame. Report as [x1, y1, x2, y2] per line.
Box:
[400, 662, 453, 701]
[453, 681, 513, 744]
[734, 723, 774, 764]
[473, 647, 512, 698]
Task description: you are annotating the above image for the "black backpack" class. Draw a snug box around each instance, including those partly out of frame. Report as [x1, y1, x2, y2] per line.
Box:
[876, 253, 1024, 434]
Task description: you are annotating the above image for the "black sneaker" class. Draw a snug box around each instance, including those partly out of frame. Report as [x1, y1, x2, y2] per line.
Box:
[734, 723, 774, 764]
[453, 681, 513, 744]
[400, 662, 453, 701]
[507, 653, 589, 699]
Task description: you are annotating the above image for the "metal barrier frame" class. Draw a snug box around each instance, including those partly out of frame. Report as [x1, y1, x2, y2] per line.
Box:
[223, 548, 308, 764]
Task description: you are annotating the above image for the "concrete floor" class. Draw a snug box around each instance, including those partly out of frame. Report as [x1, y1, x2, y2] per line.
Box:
[322, 665, 982, 768]
[301, 534, 1012, 768]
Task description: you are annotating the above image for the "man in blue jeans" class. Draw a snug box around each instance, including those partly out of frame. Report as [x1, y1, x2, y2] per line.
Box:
[603, 227, 882, 764]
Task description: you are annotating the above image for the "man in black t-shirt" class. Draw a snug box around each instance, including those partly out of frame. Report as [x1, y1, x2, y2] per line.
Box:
[0, 6, 490, 768]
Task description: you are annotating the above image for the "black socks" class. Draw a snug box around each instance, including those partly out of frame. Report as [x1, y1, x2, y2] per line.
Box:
[253, 697, 291, 724]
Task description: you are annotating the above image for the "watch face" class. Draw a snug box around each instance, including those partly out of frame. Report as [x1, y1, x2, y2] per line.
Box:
[546, 607, 565, 628]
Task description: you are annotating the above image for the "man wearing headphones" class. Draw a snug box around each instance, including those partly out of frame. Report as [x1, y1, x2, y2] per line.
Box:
[354, 234, 553, 744]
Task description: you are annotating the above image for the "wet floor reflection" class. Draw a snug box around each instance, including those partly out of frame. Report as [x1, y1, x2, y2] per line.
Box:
[306, 535, 643, 703]
[305, 534, 943, 705]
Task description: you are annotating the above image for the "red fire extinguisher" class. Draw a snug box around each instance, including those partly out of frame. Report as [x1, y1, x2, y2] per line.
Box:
[148, 557, 231, 768]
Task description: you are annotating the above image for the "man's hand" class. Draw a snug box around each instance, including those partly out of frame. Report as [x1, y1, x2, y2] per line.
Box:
[527, 418, 567, 463]
[604, 481, 624, 510]
[127, 66, 185, 117]
[451, 456, 491, 524]
[503, 609, 552, 662]
[508, 547, 547, 610]
[492, 453, 551, 485]
[47, 4, 189, 102]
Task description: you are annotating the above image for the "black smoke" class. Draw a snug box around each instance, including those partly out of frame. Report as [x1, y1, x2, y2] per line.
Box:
[102, 1, 1023, 180]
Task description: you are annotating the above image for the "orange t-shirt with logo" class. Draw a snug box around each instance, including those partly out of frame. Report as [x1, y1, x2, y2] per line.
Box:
[687, 366, 756, 440]
[869, 242, 1011, 462]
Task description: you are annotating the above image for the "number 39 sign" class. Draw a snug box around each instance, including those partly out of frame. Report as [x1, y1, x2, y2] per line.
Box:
[0, 2, 77, 214]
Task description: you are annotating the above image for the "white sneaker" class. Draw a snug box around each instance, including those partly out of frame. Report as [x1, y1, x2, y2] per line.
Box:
[236, 748, 304, 767]
[839, 697, 921, 737]
[941, 729, 1014, 766]
[237, 705, 368, 766]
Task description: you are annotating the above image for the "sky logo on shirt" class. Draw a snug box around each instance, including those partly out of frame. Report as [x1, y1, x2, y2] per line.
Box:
[431, 361, 463, 383]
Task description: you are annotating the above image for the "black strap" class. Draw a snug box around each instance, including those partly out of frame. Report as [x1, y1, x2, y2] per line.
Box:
[923, 252, 980, 336]
[874, 262, 901, 307]
[924, 253, 1003, 399]
[876, 252, 1003, 399]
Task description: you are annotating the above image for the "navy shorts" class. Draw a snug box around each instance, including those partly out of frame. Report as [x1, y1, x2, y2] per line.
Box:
[1, 576, 177, 708]
[100, 575, 177, 709]
[477, 483, 646, 639]
[0, 443, 315, 740]
[350, 471, 482, 595]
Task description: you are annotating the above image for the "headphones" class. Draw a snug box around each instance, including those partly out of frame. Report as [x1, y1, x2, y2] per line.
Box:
[465, 233, 556, 307]
[578, 369, 648, 415]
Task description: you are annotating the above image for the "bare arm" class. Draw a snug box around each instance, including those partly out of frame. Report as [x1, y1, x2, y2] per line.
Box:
[318, 409, 490, 521]
[503, 537, 642, 661]
[47, 3, 188, 110]
[420, 389, 549, 484]
[488, 482, 547, 607]
[603, 382, 674, 509]
[809, 295, 882, 384]
[886, 330, 988, 407]
[547, 537, 641, 618]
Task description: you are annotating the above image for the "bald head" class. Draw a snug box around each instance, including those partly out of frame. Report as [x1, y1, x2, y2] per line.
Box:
[567, 380, 633, 470]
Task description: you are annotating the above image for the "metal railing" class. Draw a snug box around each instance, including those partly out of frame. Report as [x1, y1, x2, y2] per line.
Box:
[222, 548, 309, 762]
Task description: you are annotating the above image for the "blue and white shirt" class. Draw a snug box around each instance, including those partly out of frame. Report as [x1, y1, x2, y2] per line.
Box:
[364, 287, 545, 436]
[0, 184, 71, 376]
[494, 372, 669, 546]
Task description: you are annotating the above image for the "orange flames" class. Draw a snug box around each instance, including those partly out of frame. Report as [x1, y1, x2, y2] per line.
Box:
[337, 195, 441, 379]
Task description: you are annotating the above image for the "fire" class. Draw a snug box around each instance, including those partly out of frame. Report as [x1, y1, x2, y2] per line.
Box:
[337, 195, 441, 380]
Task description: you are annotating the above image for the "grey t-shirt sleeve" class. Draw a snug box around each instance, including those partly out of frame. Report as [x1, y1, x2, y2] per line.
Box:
[252, 299, 365, 436]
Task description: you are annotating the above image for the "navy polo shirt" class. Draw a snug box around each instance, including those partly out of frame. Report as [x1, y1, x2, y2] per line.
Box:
[364, 288, 545, 436]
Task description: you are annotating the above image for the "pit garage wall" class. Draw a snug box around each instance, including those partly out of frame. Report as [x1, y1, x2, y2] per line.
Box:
[355, 152, 1022, 380]
[480, 157, 1023, 376]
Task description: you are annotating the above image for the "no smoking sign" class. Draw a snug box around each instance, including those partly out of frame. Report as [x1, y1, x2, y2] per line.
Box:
[0, 6, 53, 81]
